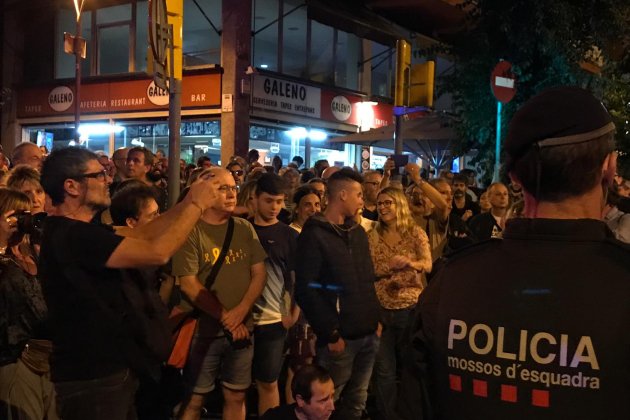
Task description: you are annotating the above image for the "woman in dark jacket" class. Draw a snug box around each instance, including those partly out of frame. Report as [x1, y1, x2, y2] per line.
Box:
[0, 188, 56, 420]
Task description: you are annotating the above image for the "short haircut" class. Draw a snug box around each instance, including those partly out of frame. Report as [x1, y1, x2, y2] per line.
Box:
[110, 182, 158, 226]
[41, 147, 98, 206]
[11, 142, 38, 162]
[7, 165, 41, 189]
[292, 155, 304, 166]
[507, 132, 613, 202]
[197, 156, 211, 167]
[452, 173, 468, 185]
[327, 167, 363, 198]
[291, 365, 331, 403]
[226, 160, 242, 171]
[362, 170, 382, 181]
[256, 172, 287, 196]
[128, 146, 154, 167]
[308, 177, 325, 186]
[300, 171, 315, 184]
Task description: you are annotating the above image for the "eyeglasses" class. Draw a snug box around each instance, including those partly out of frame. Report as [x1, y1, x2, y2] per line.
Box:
[363, 181, 380, 187]
[73, 170, 108, 181]
[376, 200, 394, 208]
[231, 170, 244, 176]
[218, 185, 239, 193]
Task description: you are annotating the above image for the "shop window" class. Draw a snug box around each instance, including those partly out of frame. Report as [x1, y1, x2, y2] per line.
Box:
[253, 0, 280, 72]
[371, 41, 393, 98]
[97, 4, 132, 24]
[335, 30, 360, 90]
[183, 0, 222, 67]
[308, 21, 333, 84]
[55, 9, 93, 79]
[282, 0, 307, 77]
[99, 25, 131, 74]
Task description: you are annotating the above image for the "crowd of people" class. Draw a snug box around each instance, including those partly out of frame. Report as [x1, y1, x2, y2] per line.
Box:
[0, 85, 629, 420]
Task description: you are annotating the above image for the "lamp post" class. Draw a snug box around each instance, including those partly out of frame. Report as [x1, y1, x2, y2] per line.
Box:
[73, 0, 85, 142]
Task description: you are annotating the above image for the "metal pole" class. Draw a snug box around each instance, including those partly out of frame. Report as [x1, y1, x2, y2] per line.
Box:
[493, 101, 502, 182]
[394, 114, 403, 155]
[304, 136, 311, 169]
[167, 24, 181, 209]
[74, 16, 82, 142]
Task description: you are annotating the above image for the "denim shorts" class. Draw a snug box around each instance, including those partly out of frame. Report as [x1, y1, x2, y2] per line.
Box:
[185, 334, 254, 394]
[252, 322, 288, 383]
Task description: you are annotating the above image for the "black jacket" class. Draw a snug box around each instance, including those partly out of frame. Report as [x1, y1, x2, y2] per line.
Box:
[400, 218, 630, 420]
[295, 213, 380, 343]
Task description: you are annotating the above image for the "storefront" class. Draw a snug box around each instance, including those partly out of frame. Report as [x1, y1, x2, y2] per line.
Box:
[249, 73, 393, 168]
[17, 69, 223, 163]
[16, 70, 393, 167]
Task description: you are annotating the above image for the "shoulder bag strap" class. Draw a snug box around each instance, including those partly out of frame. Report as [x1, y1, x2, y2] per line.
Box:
[188, 217, 235, 319]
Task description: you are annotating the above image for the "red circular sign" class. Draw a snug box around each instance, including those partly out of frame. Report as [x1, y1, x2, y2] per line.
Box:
[491, 61, 517, 103]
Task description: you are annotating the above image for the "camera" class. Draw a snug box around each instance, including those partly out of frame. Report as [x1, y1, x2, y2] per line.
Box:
[15, 211, 47, 244]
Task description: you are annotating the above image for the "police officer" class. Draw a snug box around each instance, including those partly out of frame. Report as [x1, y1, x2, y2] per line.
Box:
[400, 86, 630, 420]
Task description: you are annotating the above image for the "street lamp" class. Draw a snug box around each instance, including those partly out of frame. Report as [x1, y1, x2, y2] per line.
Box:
[64, 0, 86, 142]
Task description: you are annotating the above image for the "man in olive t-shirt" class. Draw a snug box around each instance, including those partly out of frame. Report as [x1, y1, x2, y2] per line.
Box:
[172, 168, 266, 420]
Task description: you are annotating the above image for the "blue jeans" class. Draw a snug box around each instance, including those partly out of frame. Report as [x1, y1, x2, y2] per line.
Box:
[374, 306, 414, 420]
[54, 369, 138, 420]
[317, 333, 379, 420]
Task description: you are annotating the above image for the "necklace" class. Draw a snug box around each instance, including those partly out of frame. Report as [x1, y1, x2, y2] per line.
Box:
[328, 221, 353, 235]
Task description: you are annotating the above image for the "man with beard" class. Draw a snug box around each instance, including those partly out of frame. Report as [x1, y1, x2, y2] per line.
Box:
[361, 171, 382, 221]
[468, 182, 510, 241]
[38, 147, 220, 420]
[451, 174, 480, 222]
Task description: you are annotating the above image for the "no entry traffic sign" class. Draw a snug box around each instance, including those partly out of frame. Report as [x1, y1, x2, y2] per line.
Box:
[491, 61, 517, 104]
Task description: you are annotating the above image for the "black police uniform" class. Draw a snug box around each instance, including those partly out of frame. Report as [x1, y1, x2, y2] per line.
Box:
[400, 218, 630, 420]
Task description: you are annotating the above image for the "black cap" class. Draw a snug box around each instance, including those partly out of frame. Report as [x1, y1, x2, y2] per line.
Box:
[505, 86, 615, 162]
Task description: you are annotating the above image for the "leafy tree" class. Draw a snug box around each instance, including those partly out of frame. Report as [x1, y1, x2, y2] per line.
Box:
[434, 0, 630, 184]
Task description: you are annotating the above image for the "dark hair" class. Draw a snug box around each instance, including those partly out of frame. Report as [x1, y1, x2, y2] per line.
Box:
[226, 160, 242, 171]
[452, 173, 468, 185]
[41, 147, 97, 205]
[301, 170, 315, 184]
[248, 149, 260, 162]
[293, 185, 319, 207]
[507, 132, 614, 202]
[128, 146, 154, 167]
[110, 183, 158, 226]
[196, 156, 211, 167]
[314, 159, 329, 176]
[256, 173, 287, 196]
[327, 167, 363, 197]
[292, 155, 304, 167]
[292, 365, 331, 403]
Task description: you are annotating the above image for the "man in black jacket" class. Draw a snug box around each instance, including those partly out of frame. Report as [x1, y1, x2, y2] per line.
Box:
[295, 168, 380, 420]
[401, 86, 630, 420]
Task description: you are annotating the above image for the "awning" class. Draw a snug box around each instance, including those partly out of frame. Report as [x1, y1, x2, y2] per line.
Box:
[329, 114, 459, 168]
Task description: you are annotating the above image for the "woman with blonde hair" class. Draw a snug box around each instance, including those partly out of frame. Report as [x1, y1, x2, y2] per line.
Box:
[0, 188, 57, 419]
[368, 186, 432, 420]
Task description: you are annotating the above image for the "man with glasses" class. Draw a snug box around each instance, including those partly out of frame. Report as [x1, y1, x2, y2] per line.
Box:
[38, 147, 221, 420]
[361, 170, 382, 221]
[173, 167, 267, 420]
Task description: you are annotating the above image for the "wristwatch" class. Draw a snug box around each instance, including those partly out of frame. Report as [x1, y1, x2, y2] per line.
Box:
[328, 329, 341, 344]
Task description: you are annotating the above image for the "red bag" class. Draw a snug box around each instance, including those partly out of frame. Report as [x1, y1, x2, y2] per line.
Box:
[167, 306, 198, 369]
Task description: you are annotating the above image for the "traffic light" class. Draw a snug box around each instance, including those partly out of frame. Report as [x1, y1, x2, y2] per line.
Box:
[395, 40, 411, 107]
[410, 61, 435, 107]
[166, 0, 183, 80]
[395, 39, 435, 108]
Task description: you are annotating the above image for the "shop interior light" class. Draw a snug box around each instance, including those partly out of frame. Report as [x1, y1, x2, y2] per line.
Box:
[287, 127, 308, 140]
[286, 127, 328, 141]
[260, 64, 269, 69]
[308, 130, 328, 141]
[77, 123, 125, 137]
[131, 138, 145, 147]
